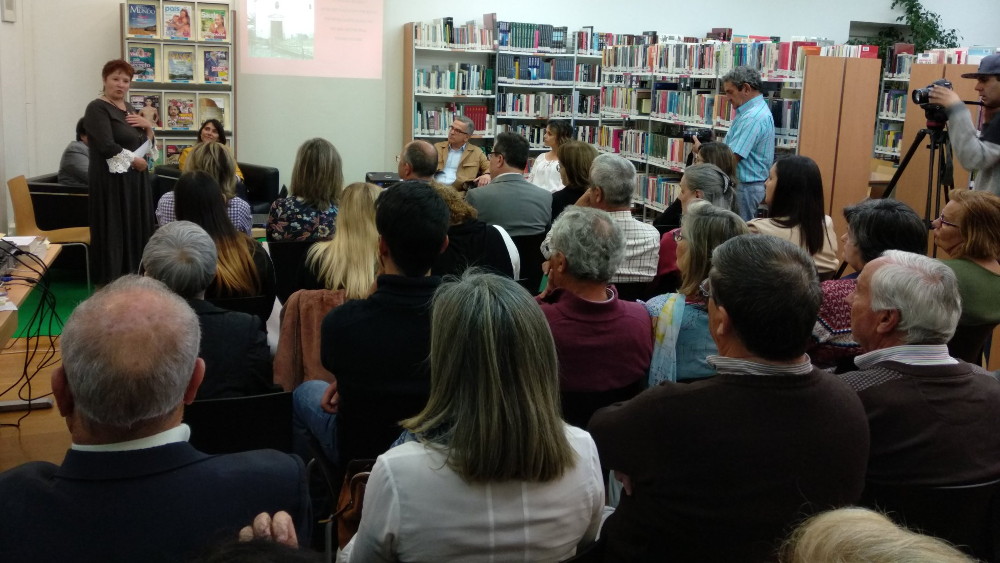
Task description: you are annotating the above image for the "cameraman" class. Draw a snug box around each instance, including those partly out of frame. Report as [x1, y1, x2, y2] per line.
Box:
[719, 66, 775, 220]
[930, 54, 1000, 195]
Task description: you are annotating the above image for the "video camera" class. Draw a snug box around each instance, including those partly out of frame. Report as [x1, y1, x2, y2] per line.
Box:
[911, 79, 952, 126]
[682, 128, 713, 144]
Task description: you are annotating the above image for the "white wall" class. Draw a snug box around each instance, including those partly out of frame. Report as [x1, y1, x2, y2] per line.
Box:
[0, 0, 997, 231]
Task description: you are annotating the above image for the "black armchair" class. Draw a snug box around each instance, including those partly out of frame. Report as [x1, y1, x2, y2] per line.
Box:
[153, 161, 280, 215]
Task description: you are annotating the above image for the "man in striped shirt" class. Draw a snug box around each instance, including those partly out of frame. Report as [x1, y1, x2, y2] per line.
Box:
[721, 66, 775, 220]
[842, 250, 1000, 486]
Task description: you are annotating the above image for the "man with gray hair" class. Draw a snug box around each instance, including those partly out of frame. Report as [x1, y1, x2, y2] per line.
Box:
[551, 153, 659, 285]
[589, 234, 868, 562]
[397, 139, 438, 182]
[433, 115, 491, 190]
[141, 220, 274, 399]
[537, 206, 652, 428]
[466, 131, 551, 237]
[0, 275, 309, 561]
[719, 65, 774, 220]
[841, 249, 1000, 486]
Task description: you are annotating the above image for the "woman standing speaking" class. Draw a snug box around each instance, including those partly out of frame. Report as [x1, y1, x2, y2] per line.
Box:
[84, 59, 156, 284]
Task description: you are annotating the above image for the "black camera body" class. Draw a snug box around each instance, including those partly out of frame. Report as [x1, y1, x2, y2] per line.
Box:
[911, 79, 952, 125]
[682, 128, 713, 144]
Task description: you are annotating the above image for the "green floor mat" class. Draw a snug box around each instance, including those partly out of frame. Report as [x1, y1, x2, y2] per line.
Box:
[14, 267, 92, 338]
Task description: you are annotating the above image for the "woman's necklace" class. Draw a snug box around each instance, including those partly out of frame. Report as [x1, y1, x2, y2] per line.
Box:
[101, 94, 127, 113]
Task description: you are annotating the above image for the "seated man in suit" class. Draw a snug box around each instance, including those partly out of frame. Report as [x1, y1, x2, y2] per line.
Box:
[589, 235, 869, 562]
[841, 250, 1000, 486]
[466, 132, 552, 237]
[141, 220, 275, 400]
[538, 206, 651, 428]
[57, 117, 89, 187]
[0, 275, 309, 562]
[434, 116, 490, 190]
[293, 180, 450, 466]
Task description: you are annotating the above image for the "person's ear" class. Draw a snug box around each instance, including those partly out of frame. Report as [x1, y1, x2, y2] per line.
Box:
[182, 358, 206, 405]
[51, 367, 74, 417]
[714, 304, 732, 338]
[876, 309, 901, 335]
[592, 187, 606, 204]
[439, 235, 449, 255]
[378, 236, 389, 258]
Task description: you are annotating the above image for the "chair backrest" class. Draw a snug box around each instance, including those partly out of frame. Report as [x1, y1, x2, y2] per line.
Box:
[184, 391, 293, 454]
[207, 294, 274, 326]
[6, 176, 42, 237]
[948, 323, 998, 366]
[239, 162, 280, 214]
[860, 478, 1000, 561]
[511, 232, 546, 294]
[25, 180, 88, 230]
[269, 240, 319, 304]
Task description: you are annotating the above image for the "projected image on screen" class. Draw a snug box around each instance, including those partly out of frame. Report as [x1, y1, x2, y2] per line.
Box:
[247, 0, 315, 60]
[239, 0, 383, 79]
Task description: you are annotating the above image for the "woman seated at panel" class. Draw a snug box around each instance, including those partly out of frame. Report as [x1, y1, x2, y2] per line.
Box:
[174, 171, 276, 322]
[645, 201, 749, 384]
[158, 141, 252, 235]
[653, 141, 738, 231]
[932, 188, 1000, 363]
[810, 198, 927, 369]
[267, 138, 343, 241]
[431, 183, 518, 279]
[550, 140, 599, 223]
[340, 271, 604, 562]
[177, 119, 244, 181]
[527, 119, 573, 193]
[749, 155, 838, 277]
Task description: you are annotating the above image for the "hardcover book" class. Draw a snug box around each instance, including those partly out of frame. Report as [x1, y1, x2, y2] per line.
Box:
[165, 46, 195, 82]
[127, 2, 157, 37]
[162, 3, 193, 40]
[130, 93, 162, 128]
[128, 44, 157, 82]
[199, 6, 228, 41]
[164, 95, 195, 130]
[201, 48, 229, 83]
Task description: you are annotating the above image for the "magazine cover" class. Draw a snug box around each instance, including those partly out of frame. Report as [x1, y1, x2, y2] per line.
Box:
[127, 3, 157, 37]
[162, 4, 192, 40]
[165, 143, 193, 165]
[198, 95, 227, 127]
[202, 49, 229, 83]
[166, 48, 195, 82]
[199, 6, 227, 41]
[130, 93, 162, 128]
[165, 96, 195, 130]
[128, 45, 157, 82]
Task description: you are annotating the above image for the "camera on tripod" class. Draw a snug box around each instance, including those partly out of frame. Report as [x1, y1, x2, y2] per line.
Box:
[911, 79, 953, 125]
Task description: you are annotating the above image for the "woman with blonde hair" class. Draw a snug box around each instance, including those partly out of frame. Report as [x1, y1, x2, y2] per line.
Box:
[303, 182, 380, 299]
[341, 271, 604, 562]
[157, 140, 252, 235]
[646, 200, 749, 384]
[268, 138, 344, 241]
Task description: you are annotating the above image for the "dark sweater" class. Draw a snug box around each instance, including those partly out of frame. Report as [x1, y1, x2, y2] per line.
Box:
[840, 359, 1000, 486]
[589, 367, 869, 562]
[432, 219, 513, 278]
[550, 185, 587, 224]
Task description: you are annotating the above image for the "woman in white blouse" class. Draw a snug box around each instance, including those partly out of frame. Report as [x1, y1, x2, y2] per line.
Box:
[528, 120, 573, 193]
[340, 271, 605, 563]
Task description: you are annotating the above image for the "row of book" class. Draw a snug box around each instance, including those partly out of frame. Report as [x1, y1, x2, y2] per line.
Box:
[769, 99, 801, 138]
[128, 43, 229, 84]
[414, 64, 494, 96]
[874, 122, 904, 155]
[637, 173, 682, 209]
[126, 2, 229, 42]
[413, 16, 496, 51]
[496, 124, 548, 149]
[128, 91, 229, 131]
[879, 91, 908, 120]
[413, 103, 494, 136]
[650, 90, 716, 126]
[412, 17, 612, 56]
[498, 22, 570, 54]
[495, 55, 601, 86]
[495, 93, 600, 119]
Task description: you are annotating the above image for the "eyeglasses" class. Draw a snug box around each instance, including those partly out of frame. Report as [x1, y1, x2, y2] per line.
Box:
[449, 126, 470, 135]
[698, 278, 713, 301]
[673, 230, 684, 242]
[935, 213, 959, 228]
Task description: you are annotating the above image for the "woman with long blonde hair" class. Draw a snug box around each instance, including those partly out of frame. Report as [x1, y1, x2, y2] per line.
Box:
[304, 182, 381, 299]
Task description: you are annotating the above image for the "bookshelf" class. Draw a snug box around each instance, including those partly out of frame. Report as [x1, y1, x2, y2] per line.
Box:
[121, 1, 236, 167]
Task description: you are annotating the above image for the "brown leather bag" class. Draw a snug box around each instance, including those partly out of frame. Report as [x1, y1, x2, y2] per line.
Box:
[333, 458, 376, 549]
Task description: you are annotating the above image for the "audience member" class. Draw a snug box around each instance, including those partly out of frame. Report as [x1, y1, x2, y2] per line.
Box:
[810, 199, 927, 369]
[653, 142, 739, 230]
[780, 507, 975, 563]
[142, 220, 274, 399]
[396, 139, 438, 182]
[0, 276, 309, 561]
[467, 132, 552, 236]
[431, 182, 519, 278]
[749, 155, 838, 276]
[527, 119, 572, 192]
[841, 250, 1000, 485]
[159, 141, 253, 235]
[645, 200, 749, 384]
[340, 272, 603, 562]
[267, 138, 343, 241]
[434, 116, 490, 189]
[589, 234, 869, 562]
[720, 65, 775, 220]
[58, 117, 90, 186]
[538, 206, 651, 428]
[550, 140, 598, 223]
[293, 180, 449, 466]
[174, 171, 276, 322]
[178, 119, 245, 181]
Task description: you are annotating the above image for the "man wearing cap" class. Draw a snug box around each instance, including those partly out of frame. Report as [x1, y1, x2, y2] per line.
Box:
[930, 54, 1000, 196]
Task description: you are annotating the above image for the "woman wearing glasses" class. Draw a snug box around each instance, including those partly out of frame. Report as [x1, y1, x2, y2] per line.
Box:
[645, 201, 748, 384]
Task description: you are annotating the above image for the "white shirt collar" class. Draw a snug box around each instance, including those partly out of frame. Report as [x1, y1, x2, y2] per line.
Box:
[71, 423, 192, 452]
[854, 344, 958, 369]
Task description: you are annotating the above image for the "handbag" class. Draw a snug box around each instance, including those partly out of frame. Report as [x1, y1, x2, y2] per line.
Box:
[333, 458, 376, 549]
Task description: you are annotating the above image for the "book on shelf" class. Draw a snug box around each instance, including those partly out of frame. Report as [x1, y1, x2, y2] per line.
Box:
[128, 43, 158, 82]
[162, 3, 193, 40]
[164, 94, 196, 130]
[968, 46, 998, 65]
[130, 92, 162, 128]
[198, 5, 228, 42]
[198, 94, 229, 129]
[201, 47, 230, 83]
[164, 142, 193, 165]
[127, 2, 158, 38]
[165, 45, 195, 82]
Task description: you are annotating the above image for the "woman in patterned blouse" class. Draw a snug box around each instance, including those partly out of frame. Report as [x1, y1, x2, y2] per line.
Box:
[266, 138, 343, 241]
